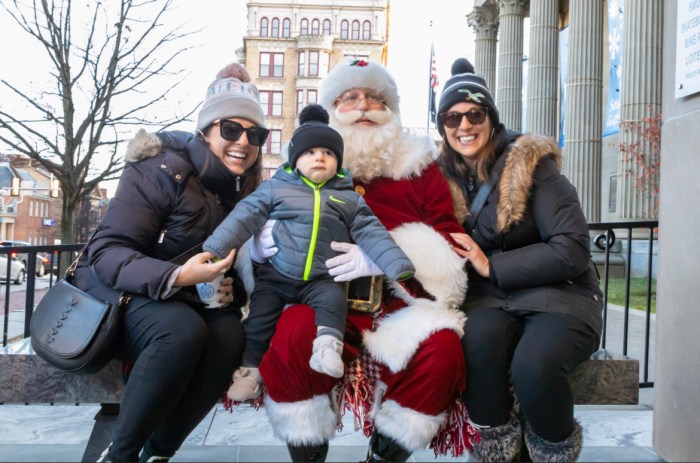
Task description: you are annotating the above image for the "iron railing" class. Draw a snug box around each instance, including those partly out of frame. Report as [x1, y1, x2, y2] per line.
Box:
[1, 225, 659, 389]
[589, 220, 657, 388]
[0, 243, 83, 347]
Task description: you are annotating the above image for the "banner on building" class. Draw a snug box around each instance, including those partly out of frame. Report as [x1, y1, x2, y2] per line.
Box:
[603, 0, 624, 137]
[559, 26, 569, 147]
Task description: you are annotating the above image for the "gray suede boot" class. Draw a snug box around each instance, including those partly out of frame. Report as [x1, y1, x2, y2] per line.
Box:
[524, 419, 583, 462]
[468, 415, 522, 462]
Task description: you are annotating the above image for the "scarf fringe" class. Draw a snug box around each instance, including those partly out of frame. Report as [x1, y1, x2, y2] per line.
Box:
[222, 387, 266, 412]
[341, 352, 378, 437]
[429, 396, 481, 457]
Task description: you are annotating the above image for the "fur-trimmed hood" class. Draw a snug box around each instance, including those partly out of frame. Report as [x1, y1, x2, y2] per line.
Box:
[125, 129, 163, 163]
[449, 133, 562, 232]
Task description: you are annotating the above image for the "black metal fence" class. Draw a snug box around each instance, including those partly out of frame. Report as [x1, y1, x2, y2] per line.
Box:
[0, 243, 83, 346]
[1, 224, 659, 389]
[589, 220, 658, 388]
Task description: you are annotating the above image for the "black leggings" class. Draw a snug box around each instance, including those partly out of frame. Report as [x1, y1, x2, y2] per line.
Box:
[109, 300, 244, 462]
[462, 307, 599, 442]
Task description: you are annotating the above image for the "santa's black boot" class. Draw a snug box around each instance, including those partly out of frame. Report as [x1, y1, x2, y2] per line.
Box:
[286, 441, 329, 463]
[524, 419, 583, 463]
[362, 431, 411, 462]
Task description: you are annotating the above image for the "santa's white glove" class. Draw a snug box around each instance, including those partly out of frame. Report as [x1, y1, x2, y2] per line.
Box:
[249, 220, 278, 263]
[326, 241, 383, 282]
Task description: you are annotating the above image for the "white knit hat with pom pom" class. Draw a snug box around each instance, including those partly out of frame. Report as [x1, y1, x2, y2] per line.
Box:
[196, 63, 266, 131]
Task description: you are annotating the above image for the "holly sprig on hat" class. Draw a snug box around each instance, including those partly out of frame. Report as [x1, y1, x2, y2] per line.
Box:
[459, 89, 485, 103]
[350, 59, 369, 67]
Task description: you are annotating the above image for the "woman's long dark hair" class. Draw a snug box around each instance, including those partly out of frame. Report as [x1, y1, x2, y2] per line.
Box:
[437, 122, 510, 200]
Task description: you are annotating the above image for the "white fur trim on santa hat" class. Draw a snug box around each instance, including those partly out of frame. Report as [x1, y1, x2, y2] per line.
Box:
[389, 222, 467, 308]
[374, 399, 446, 451]
[264, 394, 338, 445]
[363, 298, 465, 373]
[319, 59, 400, 115]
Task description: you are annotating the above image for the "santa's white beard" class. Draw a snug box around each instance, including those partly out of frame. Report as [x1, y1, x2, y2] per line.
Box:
[330, 108, 405, 182]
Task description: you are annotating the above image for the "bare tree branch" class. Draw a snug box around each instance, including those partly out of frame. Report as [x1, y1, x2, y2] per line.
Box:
[0, 0, 199, 242]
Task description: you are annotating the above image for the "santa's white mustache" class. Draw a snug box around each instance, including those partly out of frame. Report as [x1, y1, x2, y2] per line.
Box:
[334, 107, 393, 125]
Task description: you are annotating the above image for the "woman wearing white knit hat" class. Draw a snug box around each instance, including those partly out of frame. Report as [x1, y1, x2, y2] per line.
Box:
[75, 62, 268, 463]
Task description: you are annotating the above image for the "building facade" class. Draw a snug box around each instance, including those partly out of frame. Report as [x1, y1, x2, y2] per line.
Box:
[0, 157, 62, 245]
[241, 0, 389, 178]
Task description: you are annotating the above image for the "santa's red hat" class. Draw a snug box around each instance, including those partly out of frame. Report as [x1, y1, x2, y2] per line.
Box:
[319, 59, 400, 115]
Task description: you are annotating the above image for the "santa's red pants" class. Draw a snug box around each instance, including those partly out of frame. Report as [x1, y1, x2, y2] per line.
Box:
[259, 304, 466, 451]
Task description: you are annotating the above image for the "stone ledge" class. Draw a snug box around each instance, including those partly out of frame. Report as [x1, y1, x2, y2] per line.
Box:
[0, 354, 124, 404]
[570, 349, 639, 405]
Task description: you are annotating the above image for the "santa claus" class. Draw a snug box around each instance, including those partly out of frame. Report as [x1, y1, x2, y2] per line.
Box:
[253, 59, 474, 462]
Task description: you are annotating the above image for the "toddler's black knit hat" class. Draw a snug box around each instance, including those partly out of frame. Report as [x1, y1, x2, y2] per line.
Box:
[288, 104, 344, 171]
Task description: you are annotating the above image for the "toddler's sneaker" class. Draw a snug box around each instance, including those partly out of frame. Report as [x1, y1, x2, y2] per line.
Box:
[309, 335, 344, 378]
[227, 366, 263, 401]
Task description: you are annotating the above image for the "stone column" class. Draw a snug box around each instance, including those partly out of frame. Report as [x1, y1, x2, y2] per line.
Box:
[467, 2, 500, 93]
[526, 0, 559, 137]
[496, 0, 527, 131]
[616, 0, 663, 219]
[563, 0, 603, 221]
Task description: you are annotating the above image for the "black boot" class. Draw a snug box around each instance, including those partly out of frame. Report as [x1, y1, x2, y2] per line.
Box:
[362, 431, 412, 462]
[286, 442, 329, 463]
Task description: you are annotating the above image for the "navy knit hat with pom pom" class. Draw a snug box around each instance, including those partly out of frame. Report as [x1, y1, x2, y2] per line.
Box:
[437, 58, 500, 134]
[288, 104, 344, 171]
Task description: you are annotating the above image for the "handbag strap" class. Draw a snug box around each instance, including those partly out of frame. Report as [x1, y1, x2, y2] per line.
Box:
[465, 152, 509, 233]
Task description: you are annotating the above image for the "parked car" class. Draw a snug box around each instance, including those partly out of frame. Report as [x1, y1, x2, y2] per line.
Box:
[0, 253, 26, 284]
[0, 240, 47, 277]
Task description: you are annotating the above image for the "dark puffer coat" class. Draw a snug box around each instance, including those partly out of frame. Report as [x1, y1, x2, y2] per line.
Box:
[73, 130, 248, 312]
[448, 133, 603, 337]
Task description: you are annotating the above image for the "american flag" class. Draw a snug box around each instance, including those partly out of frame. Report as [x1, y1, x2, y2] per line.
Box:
[429, 44, 438, 125]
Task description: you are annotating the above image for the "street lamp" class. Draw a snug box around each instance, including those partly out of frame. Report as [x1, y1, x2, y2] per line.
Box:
[10, 176, 59, 198]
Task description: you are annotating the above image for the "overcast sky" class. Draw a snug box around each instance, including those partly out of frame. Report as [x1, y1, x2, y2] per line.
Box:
[0, 0, 475, 194]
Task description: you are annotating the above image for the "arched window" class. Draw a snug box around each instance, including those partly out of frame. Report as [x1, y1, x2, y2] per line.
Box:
[300, 18, 309, 35]
[260, 17, 269, 37]
[340, 20, 349, 39]
[351, 20, 360, 40]
[311, 19, 320, 35]
[362, 20, 371, 40]
[271, 18, 280, 37]
[282, 18, 291, 37]
[322, 19, 331, 35]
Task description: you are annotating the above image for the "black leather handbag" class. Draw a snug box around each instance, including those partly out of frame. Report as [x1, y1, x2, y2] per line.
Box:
[30, 245, 131, 375]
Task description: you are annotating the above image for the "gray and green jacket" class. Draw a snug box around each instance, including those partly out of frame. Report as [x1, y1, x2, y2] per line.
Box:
[203, 163, 415, 282]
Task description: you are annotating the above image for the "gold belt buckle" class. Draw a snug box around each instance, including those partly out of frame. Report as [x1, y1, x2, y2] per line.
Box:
[345, 276, 383, 314]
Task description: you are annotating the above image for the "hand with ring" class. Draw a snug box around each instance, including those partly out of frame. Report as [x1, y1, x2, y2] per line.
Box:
[216, 276, 236, 307]
[450, 233, 490, 278]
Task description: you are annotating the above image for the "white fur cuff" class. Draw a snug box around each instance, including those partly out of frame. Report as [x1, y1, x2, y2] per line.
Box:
[374, 399, 445, 451]
[264, 395, 338, 445]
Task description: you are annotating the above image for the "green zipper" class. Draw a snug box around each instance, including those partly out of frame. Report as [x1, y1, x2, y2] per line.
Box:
[299, 175, 328, 280]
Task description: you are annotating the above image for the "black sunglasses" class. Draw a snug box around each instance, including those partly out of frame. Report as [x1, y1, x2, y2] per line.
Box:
[439, 108, 488, 128]
[218, 120, 270, 147]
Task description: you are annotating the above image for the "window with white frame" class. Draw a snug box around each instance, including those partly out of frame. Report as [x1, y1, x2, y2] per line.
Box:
[283, 18, 291, 37]
[259, 91, 283, 116]
[308, 51, 319, 76]
[263, 129, 282, 155]
[340, 20, 349, 39]
[297, 51, 306, 76]
[351, 20, 360, 40]
[260, 52, 284, 78]
[311, 19, 320, 35]
[260, 17, 269, 37]
[296, 90, 304, 114]
[307, 89, 317, 104]
[300, 18, 309, 35]
[271, 18, 280, 37]
[362, 20, 371, 40]
[323, 19, 331, 35]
